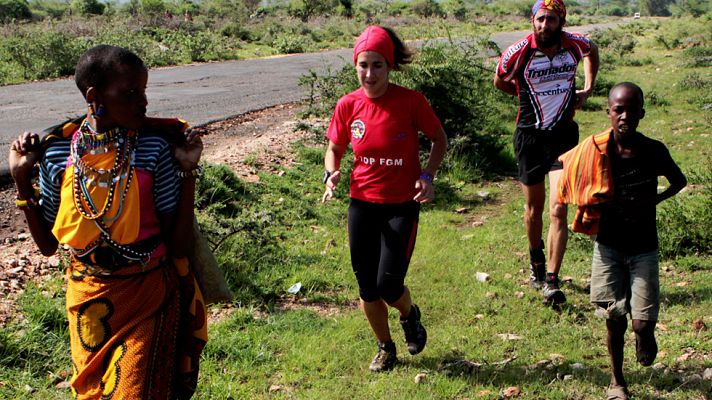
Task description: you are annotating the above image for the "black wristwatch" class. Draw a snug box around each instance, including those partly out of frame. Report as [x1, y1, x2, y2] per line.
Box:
[322, 170, 332, 184]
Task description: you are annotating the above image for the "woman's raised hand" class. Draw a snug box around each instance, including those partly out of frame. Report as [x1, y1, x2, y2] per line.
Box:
[9, 132, 41, 181]
[174, 127, 204, 171]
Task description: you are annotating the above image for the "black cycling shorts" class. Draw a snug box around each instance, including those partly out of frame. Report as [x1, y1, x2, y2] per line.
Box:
[347, 198, 420, 303]
[513, 121, 579, 185]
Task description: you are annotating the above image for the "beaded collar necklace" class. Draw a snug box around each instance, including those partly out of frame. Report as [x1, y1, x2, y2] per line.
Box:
[70, 121, 154, 263]
[77, 120, 125, 154]
[70, 120, 136, 220]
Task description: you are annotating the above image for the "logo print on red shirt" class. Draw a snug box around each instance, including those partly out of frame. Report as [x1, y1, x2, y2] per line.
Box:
[351, 120, 366, 140]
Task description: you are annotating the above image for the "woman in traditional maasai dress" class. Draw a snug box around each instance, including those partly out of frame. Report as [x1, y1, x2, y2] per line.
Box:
[8, 45, 207, 399]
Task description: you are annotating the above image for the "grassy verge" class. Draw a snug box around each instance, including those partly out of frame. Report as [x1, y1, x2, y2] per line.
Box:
[0, 16, 710, 400]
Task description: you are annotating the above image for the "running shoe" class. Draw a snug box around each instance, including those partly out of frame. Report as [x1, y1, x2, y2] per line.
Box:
[542, 274, 567, 304]
[369, 341, 397, 372]
[400, 304, 427, 355]
[529, 241, 546, 289]
[529, 261, 546, 289]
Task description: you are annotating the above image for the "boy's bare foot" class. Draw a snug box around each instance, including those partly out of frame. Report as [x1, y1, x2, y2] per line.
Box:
[606, 385, 630, 400]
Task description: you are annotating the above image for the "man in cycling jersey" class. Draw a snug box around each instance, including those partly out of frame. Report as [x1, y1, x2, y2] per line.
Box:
[494, 0, 599, 304]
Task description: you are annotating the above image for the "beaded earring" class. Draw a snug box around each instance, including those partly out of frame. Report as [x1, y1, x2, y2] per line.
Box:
[88, 103, 106, 119]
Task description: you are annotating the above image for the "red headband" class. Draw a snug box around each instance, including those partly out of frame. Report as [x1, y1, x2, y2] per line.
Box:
[532, 0, 566, 18]
[353, 26, 395, 67]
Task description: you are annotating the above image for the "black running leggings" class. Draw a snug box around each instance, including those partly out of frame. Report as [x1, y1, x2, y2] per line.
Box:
[347, 198, 420, 303]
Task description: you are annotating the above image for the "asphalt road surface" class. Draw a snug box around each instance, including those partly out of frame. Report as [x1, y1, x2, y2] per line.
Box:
[0, 21, 623, 175]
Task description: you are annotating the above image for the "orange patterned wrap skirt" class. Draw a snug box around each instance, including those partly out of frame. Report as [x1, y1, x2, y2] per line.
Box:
[66, 256, 207, 399]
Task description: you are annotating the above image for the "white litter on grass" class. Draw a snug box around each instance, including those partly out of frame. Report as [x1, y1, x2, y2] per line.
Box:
[287, 282, 302, 294]
[496, 333, 523, 340]
[475, 272, 490, 282]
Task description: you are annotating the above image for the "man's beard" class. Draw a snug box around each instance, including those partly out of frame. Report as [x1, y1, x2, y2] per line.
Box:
[535, 25, 563, 48]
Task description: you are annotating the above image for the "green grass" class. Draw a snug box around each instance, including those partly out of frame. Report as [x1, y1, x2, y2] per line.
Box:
[0, 16, 711, 400]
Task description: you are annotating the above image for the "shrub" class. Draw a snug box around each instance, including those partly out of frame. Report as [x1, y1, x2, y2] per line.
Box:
[592, 28, 638, 58]
[598, 5, 627, 16]
[220, 22, 252, 40]
[272, 33, 308, 53]
[678, 72, 711, 90]
[487, 0, 531, 18]
[199, 0, 249, 21]
[140, 0, 164, 17]
[27, 0, 69, 19]
[287, 0, 337, 22]
[669, 0, 710, 17]
[618, 56, 654, 67]
[299, 64, 358, 119]
[642, 0, 673, 16]
[383, 0, 408, 17]
[337, 0, 352, 18]
[0, 29, 86, 80]
[0, 0, 31, 22]
[410, 0, 442, 18]
[646, 90, 670, 107]
[682, 46, 712, 67]
[658, 160, 712, 258]
[70, 0, 104, 16]
[591, 74, 616, 97]
[442, 0, 467, 20]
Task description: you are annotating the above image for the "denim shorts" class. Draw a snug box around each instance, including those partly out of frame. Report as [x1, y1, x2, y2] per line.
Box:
[590, 242, 660, 321]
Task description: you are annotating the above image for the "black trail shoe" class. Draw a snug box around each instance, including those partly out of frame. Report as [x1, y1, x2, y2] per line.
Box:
[542, 274, 567, 305]
[529, 262, 546, 289]
[369, 341, 397, 372]
[529, 241, 546, 289]
[400, 304, 427, 355]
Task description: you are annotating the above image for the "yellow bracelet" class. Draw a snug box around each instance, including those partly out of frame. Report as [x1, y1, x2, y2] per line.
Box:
[16, 187, 40, 209]
[16, 197, 37, 209]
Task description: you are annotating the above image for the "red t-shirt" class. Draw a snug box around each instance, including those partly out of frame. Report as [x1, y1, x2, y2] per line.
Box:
[327, 84, 441, 204]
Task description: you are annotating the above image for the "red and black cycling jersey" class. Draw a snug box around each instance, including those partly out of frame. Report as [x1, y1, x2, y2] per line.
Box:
[497, 32, 591, 131]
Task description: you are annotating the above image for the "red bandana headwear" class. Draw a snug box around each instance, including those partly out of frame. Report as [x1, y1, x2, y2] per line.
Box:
[531, 0, 566, 19]
[353, 26, 395, 67]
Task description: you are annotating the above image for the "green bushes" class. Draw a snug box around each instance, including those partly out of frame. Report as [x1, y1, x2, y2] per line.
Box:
[442, 0, 468, 20]
[0, 0, 31, 22]
[410, 0, 443, 18]
[0, 29, 86, 81]
[272, 33, 309, 53]
[300, 40, 515, 182]
[682, 45, 712, 67]
[669, 0, 711, 17]
[658, 160, 712, 258]
[27, 0, 68, 19]
[70, 0, 104, 16]
[286, 0, 338, 22]
[591, 28, 638, 58]
[0, 16, 252, 84]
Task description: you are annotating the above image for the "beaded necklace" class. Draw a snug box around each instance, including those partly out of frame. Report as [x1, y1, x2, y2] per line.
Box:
[71, 122, 135, 220]
[70, 121, 155, 263]
[78, 120, 124, 154]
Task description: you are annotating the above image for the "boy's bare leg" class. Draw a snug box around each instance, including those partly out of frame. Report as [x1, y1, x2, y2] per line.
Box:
[606, 317, 628, 388]
[632, 319, 657, 366]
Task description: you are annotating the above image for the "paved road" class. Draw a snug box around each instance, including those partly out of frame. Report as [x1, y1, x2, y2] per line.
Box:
[0, 21, 623, 175]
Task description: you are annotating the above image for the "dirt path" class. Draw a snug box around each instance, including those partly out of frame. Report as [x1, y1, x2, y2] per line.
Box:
[0, 103, 314, 325]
